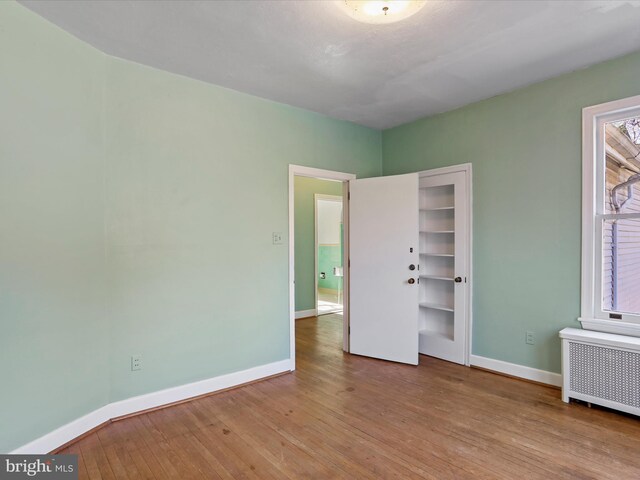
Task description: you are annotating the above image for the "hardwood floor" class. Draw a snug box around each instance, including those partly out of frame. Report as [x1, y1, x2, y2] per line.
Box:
[62, 314, 640, 479]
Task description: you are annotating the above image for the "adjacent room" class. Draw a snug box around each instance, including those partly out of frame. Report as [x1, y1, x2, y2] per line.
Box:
[314, 195, 344, 316]
[294, 175, 346, 318]
[3, 0, 640, 478]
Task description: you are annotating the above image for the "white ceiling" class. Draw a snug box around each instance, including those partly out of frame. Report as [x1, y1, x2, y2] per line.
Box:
[20, 0, 640, 130]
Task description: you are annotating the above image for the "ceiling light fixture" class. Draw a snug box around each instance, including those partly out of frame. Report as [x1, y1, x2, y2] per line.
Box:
[336, 1, 426, 25]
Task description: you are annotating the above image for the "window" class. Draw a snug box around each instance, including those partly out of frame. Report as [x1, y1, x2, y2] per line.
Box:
[582, 96, 640, 335]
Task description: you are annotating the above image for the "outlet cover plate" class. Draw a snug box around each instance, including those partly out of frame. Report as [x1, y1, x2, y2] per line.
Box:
[525, 331, 535, 345]
[131, 354, 142, 371]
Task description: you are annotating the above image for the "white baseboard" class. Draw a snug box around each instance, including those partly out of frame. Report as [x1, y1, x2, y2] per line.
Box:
[10, 359, 292, 454]
[295, 309, 316, 319]
[470, 354, 562, 387]
[10, 404, 114, 455]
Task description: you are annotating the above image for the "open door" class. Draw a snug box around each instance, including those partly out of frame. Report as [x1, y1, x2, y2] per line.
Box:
[349, 173, 419, 365]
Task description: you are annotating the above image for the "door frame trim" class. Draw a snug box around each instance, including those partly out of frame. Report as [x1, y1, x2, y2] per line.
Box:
[314, 194, 344, 316]
[418, 163, 473, 365]
[289, 165, 356, 370]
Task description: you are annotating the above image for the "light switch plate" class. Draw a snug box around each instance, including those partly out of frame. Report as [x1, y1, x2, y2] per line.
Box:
[272, 232, 283, 245]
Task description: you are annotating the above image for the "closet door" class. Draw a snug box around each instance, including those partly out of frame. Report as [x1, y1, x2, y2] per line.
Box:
[349, 174, 419, 365]
[418, 170, 469, 365]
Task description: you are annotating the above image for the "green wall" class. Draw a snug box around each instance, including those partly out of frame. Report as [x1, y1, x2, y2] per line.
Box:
[294, 177, 343, 311]
[104, 57, 380, 402]
[0, 2, 109, 453]
[1, 2, 381, 452]
[318, 246, 342, 291]
[382, 49, 640, 374]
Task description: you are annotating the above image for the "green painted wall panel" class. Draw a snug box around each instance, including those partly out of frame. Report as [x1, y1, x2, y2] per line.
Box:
[382, 50, 640, 374]
[104, 57, 380, 401]
[318, 245, 342, 291]
[293, 177, 343, 311]
[0, 2, 109, 453]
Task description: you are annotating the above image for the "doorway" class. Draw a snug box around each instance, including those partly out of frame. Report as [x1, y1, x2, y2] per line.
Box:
[315, 194, 344, 316]
[289, 166, 355, 370]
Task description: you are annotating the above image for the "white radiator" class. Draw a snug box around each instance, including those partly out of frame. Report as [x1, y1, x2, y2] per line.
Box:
[560, 327, 640, 416]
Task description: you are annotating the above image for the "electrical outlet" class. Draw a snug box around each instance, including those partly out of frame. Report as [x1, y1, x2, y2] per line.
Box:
[272, 232, 283, 245]
[131, 354, 142, 371]
[525, 331, 535, 345]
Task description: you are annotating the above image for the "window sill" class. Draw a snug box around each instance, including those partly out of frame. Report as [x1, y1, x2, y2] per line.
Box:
[579, 317, 640, 338]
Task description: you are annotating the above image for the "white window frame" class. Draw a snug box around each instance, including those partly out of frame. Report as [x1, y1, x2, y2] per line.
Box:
[581, 95, 640, 336]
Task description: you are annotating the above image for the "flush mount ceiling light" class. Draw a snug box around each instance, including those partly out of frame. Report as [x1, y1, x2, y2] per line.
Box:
[336, 1, 426, 24]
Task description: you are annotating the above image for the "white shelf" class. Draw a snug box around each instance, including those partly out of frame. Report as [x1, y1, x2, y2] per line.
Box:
[419, 275, 454, 281]
[420, 253, 454, 257]
[420, 230, 454, 234]
[420, 206, 454, 211]
[419, 302, 454, 312]
[419, 330, 453, 341]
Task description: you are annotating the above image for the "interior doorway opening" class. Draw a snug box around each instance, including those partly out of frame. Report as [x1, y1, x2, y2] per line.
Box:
[289, 166, 355, 370]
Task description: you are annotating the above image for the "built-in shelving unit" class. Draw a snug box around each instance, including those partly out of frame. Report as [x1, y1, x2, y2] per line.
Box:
[348, 164, 470, 367]
[418, 180, 456, 354]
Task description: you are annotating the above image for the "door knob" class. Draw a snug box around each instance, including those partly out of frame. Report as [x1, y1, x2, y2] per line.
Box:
[409, 264, 416, 271]
[454, 277, 462, 283]
[408, 278, 416, 285]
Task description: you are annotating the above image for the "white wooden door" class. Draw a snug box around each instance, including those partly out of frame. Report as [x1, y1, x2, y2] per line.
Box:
[418, 170, 469, 365]
[349, 174, 419, 365]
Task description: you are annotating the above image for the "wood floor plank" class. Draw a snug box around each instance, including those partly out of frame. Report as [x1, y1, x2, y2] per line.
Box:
[64, 442, 90, 479]
[291, 357, 624, 478]
[186, 403, 286, 480]
[200, 392, 345, 479]
[68, 314, 640, 479]
[238, 387, 383, 480]
[80, 434, 116, 480]
[246, 378, 467, 479]
[166, 433, 224, 480]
